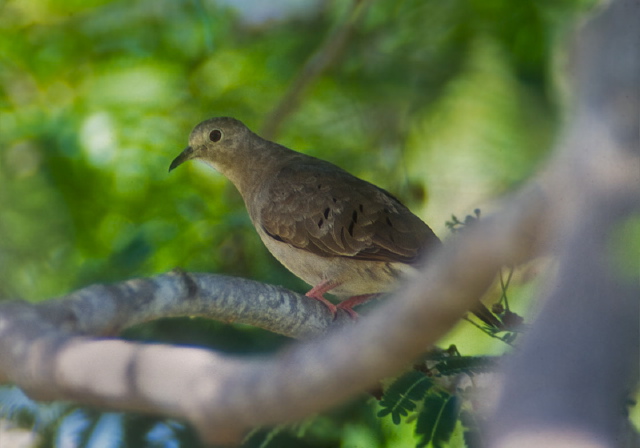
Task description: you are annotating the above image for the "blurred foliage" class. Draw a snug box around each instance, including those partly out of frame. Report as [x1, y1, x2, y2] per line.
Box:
[0, 0, 598, 446]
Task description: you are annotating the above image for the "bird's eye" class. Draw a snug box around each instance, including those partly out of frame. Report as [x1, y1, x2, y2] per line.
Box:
[209, 129, 222, 142]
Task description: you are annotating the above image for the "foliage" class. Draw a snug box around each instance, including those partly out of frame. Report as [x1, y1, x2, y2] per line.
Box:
[415, 393, 459, 448]
[378, 371, 434, 425]
[374, 354, 500, 448]
[445, 209, 481, 234]
[0, 0, 592, 446]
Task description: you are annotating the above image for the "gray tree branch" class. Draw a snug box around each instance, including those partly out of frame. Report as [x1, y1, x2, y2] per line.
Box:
[490, 0, 640, 446]
[0, 181, 547, 443]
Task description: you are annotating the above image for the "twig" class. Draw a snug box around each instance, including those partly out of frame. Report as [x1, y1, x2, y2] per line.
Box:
[260, 0, 372, 139]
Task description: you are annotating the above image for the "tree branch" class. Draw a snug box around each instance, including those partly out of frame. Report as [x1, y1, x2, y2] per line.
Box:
[48, 272, 345, 339]
[0, 181, 548, 443]
[260, 0, 372, 139]
[489, 0, 640, 446]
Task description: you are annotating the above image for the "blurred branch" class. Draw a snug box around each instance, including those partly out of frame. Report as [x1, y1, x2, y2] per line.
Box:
[260, 0, 372, 139]
[0, 181, 548, 443]
[490, 0, 640, 447]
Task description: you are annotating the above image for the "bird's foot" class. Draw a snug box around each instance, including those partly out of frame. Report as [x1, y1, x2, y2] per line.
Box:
[306, 280, 340, 298]
[305, 281, 340, 317]
[305, 280, 344, 318]
[339, 294, 377, 309]
[305, 291, 338, 317]
[335, 294, 378, 320]
[335, 303, 359, 320]
[306, 281, 369, 320]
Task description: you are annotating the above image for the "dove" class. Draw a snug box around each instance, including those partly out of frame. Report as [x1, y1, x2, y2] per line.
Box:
[170, 117, 501, 327]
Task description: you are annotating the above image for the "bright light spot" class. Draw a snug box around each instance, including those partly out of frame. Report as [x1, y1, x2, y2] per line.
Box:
[80, 112, 116, 167]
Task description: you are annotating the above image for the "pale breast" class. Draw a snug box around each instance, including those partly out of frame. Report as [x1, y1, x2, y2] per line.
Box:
[256, 225, 416, 298]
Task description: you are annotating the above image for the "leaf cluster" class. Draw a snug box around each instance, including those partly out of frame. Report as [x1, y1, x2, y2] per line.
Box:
[377, 352, 499, 448]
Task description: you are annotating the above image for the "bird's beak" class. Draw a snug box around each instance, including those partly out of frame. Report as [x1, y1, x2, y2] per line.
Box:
[169, 146, 195, 172]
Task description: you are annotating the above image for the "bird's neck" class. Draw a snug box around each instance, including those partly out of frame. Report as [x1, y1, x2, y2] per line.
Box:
[218, 141, 296, 199]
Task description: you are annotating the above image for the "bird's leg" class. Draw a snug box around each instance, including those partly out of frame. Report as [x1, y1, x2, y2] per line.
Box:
[305, 280, 341, 317]
[336, 294, 379, 319]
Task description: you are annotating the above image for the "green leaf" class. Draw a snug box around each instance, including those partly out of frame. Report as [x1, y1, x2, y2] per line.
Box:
[415, 393, 445, 447]
[459, 410, 482, 448]
[434, 356, 498, 376]
[377, 371, 433, 425]
[433, 395, 460, 448]
[415, 393, 460, 448]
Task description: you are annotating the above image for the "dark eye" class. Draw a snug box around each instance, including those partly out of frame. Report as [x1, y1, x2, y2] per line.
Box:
[209, 129, 222, 142]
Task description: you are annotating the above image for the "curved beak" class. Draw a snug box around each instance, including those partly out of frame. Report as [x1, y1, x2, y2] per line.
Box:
[169, 146, 195, 172]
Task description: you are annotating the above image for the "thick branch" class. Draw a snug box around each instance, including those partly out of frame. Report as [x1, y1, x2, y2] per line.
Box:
[490, 0, 640, 446]
[0, 183, 547, 443]
[48, 272, 344, 339]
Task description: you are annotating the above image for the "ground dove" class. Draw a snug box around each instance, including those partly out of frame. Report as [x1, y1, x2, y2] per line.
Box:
[169, 117, 501, 326]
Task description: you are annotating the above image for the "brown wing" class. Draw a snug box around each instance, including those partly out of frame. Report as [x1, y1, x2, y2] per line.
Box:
[254, 156, 440, 264]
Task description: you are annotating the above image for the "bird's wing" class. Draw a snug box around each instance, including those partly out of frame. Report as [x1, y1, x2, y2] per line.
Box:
[255, 157, 440, 263]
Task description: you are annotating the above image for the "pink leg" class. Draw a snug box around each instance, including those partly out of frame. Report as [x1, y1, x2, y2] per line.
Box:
[337, 294, 378, 319]
[306, 280, 338, 299]
[305, 280, 341, 317]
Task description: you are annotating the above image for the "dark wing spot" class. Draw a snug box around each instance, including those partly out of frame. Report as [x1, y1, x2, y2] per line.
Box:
[348, 221, 355, 236]
[352, 210, 358, 223]
[386, 217, 393, 227]
[332, 197, 338, 203]
[262, 225, 285, 242]
[317, 184, 322, 189]
[317, 218, 324, 228]
[324, 208, 331, 219]
[359, 204, 364, 213]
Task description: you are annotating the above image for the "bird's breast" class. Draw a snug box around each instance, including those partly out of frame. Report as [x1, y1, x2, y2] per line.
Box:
[255, 224, 415, 297]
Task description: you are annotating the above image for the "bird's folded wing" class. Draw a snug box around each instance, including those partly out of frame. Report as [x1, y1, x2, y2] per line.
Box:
[255, 159, 440, 263]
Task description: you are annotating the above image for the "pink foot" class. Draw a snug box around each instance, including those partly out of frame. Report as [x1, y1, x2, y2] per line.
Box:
[306, 282, 378, 320]
[336, 304, 359, 320]
[305, 280, 341, 317]
[336, 294, 378, 320]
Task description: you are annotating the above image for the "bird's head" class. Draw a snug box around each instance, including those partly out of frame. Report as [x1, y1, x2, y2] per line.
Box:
[169, 117, 254, 174]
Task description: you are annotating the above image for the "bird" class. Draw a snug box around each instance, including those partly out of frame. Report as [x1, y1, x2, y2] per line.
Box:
[169, 117, 502, 327]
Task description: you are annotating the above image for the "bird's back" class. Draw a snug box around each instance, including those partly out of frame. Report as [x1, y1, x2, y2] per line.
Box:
[250, 153, 441, 266]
